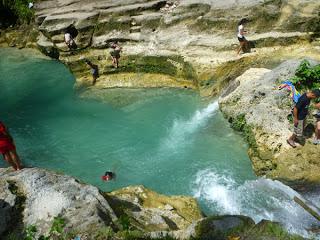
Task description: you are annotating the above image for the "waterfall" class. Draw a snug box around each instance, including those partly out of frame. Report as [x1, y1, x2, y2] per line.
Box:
[193, 169, 320, 239]
[160, 101, 219, 152]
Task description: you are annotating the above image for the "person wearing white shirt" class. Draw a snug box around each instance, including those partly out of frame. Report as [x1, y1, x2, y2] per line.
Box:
[236, 18, 249, 55]
[64, 31, 76, 50]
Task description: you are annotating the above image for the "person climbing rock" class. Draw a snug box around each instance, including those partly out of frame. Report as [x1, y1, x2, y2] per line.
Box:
[236, 18, 249, 55]
[85, 59, 99, 85]
[109, 41, 122, 68]
[64, 29, 77, 50]
[0, 121, 23, 170]
[287, 89, 320, 148]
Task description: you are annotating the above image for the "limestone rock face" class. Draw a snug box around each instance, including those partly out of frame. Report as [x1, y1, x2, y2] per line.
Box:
[16, 0, 318, 95]
[219, 60, 320, 186]
[106, 185, 203, 232]
[0, 180, 17, 236]
[0, 168, 203, 238]
[0, 167, 118, 237]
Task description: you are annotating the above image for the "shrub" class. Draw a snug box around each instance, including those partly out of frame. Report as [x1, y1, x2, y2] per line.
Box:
[0, 0, 34, 26]
[291, 60, 320, 90]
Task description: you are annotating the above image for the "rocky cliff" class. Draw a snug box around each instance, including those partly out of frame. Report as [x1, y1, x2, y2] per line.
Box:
[219, 59, 320, 188]
[1, 0, 319, 97]
[0, 167, 304, 240]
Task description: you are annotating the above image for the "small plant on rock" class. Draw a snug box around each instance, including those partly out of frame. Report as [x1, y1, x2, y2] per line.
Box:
[291, 60, 320, 90]
[24, 225, 37, 240]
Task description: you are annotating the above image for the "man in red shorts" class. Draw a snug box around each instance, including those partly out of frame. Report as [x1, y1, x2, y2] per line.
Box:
[0, 121, 23, 170]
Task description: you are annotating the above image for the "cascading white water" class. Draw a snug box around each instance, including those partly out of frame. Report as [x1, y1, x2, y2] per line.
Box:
[193, 168, 320, 239]
[160, 101, 219, 152]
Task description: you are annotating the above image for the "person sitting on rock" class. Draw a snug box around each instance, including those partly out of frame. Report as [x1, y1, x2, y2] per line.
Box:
[287, 89, 320, 148]
[85, 59, 99, 85]
[64, 30, 77, 50]
[0, 121, 23, 170]
[109, 41, 122, 68]
[236, 18, 249, 56]
[313, 103, 320, 145]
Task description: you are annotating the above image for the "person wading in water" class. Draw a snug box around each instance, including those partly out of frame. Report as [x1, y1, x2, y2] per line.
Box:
[0, 121, 23, 170]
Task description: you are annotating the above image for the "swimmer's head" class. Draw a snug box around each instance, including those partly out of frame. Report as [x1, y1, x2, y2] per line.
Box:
[101, 171, 114, 181]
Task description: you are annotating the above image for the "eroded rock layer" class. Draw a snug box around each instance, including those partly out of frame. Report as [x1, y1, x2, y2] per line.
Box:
[1, 0, 319, 95]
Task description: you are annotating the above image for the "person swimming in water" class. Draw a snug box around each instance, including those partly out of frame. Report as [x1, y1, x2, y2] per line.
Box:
[0, 121, 23, 170]
[101, 171, 115, 181]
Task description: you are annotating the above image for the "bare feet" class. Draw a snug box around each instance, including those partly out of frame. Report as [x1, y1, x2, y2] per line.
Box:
[287, 139, 296, 148]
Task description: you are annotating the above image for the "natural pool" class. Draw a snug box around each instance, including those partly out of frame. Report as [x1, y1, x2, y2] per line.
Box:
[0, 48, 319, 238]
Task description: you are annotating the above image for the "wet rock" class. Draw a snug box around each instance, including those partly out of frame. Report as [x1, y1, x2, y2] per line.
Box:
[194, 215, 255, 240]
[170, 215, 303, 240]
[37, 33, 59, 59]
[106, 185, 203, 232]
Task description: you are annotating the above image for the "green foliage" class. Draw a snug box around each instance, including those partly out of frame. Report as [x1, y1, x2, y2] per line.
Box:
[291, 60, 320, 90]
[1, 0, 34, 24]
[118, 214, 131, 231]
[49, 216, 66, 236]
[263, 222, 303, 240]
[230, 113, 246, 131]
[23, 216, 75, 240]
[25, 225, 37, 240]
[93, 226, 114, 240]
[230, 114, 257, 152]
[7, 233, 20, 240]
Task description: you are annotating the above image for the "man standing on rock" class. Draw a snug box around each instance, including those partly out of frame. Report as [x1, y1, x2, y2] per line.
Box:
[313, 103, 320, 145]
[287, 89, 320, 148]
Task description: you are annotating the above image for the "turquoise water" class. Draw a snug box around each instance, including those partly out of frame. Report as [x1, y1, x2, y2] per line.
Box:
[0, 48, 319, 238]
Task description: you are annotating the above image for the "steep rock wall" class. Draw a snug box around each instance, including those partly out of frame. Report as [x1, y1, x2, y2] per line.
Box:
[1, 0, 319, 96]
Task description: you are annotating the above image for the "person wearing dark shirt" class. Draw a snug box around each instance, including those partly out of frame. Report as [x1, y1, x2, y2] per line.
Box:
[287, 89, 320, 148]
[85, 59, 99, 85]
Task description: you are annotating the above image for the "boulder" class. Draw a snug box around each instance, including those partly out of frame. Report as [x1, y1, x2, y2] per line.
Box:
[219, 60, 320, 186]
[0, 168, 204, 238]
[106, 185, 203, 232]
[37, 33, 59, 59]
[191, 216, 303, 240]
[0, 167, 117, 237]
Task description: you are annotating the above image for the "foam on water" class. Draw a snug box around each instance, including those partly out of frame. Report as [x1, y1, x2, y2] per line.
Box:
[193, 169, 320, 238]
[160, 101, 219, 152]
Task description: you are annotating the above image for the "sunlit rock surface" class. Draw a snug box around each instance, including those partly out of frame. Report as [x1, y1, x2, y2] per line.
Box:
[1, 0, 319, 95]
[219, 59, 320, 187]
